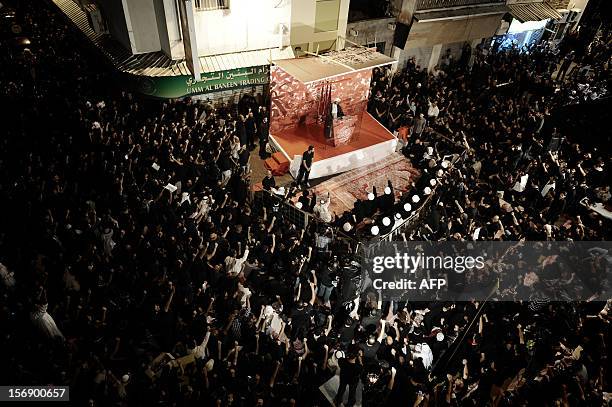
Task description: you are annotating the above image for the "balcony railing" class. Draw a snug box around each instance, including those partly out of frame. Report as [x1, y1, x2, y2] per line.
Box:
[416, 0, 505, 11]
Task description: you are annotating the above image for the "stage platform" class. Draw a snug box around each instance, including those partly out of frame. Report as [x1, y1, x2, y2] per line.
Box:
[269, 112, 397, 179]
[291, 153, 420, 215]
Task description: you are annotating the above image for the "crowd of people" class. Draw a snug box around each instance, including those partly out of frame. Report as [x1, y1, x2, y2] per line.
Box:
[282, 36, 611, 245]
[0, 1, 610, 406]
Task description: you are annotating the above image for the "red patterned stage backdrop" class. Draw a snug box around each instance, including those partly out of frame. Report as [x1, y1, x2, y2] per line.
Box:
[269, 66, 373, 136]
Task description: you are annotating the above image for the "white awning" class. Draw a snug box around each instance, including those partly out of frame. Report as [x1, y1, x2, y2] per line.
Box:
[414, 4, 509, 22]
[508, 2, 562, 22]
[199, 47, 295, 74]
[272, 47, 396, 84]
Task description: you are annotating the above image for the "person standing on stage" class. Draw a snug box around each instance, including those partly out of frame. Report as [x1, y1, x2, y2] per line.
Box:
[331, 98, 344, 120]
[325, 98, 344, 139]
[297, 145, 315, 187]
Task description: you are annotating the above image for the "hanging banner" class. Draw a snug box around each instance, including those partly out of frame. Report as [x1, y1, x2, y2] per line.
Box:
[130, 65, 270, 99]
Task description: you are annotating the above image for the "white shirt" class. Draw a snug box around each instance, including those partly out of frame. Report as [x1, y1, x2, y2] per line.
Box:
[513, 174, 529, 192]
[224, 249, 250, 276]
[427, 102, 439, 118]
[314, 201, 332, 223]
[412, 343, 434, 369]
[541, 181, 555, 197]
[331, 103, 338, 120]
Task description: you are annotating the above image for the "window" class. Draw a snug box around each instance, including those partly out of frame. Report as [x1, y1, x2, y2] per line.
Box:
[194, 0, 229, 11]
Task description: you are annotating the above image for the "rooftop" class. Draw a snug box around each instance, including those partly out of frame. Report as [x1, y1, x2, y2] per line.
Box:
[272, 47, 396, 84]
[52, 0, 294, 77]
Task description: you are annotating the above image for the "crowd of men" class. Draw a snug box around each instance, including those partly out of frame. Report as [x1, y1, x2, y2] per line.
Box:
[361, 36, 611, 243]
[0, 2, 610, 406]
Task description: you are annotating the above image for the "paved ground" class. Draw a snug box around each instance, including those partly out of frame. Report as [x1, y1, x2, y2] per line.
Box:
[249, 145, 293, 187]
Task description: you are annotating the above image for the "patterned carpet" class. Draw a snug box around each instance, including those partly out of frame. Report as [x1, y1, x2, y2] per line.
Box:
[306, 153, 420, 215]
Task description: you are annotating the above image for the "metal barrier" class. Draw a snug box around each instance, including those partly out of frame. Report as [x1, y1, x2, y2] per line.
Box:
[253, 189, 311, 230]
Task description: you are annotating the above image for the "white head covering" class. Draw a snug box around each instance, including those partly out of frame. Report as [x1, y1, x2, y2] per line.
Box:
[343, 222, 352, 232]
[384, 187, 391, 195]
[180, 192, 190, 205]
[295, 201, 303, 209]
[403, 203, 412, 212]
[371, 226, 380, 236]
[382, 217, 391, 226]
[367, 193, 375, 201]
[424, 187, 432, 195]
[412, 195, 420, 203]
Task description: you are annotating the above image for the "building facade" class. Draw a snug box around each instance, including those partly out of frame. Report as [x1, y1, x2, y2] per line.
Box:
[390, 0, 510, 70]
[55, 0, 352, 99]
[353, 0, 582, 72]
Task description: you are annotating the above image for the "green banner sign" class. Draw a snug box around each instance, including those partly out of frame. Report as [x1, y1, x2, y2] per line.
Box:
[130, 65, 270, 99]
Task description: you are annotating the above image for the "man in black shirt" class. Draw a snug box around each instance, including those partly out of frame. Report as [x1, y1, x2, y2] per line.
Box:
[297, 145, 315, 187]
[245, 112, 257, 150]
[335, 349, 363, 407]
[238, 145, 250, 174]
[258, 116, 270, 159]
[262, 170, 276, 191]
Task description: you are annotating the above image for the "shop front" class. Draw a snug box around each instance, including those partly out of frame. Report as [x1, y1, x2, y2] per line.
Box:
[494, 1, 562, 51]
[497, 18, 550, 50]
[128, 65, 271, 99]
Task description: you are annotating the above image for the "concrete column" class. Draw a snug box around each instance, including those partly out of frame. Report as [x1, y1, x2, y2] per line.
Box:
[468, 39, 481, 67]
[398, 0, 417, 24]
[120, 0, 137, 54]
[178, 0, 201, 81]
[391, 46, 403, 73]
[427, 44, 442, 72]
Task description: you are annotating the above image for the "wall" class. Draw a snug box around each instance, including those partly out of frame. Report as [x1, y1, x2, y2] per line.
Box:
[269, 66, 372, 134]
[397, 45, 433, 69]
[290, 0, 350, 53]
[192, 0, 291, 56]
[154, 0, 185, 60]
[442, 41, 466, 62]
[568, 0, 589, 10]
[405, 14, 503, 49]
[567, 0, 589, 25]
[97, 0, 131, 52]
[153, 0, 171, 56]
[124, 0, 162, 53]
[345, 17, 397, 55]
